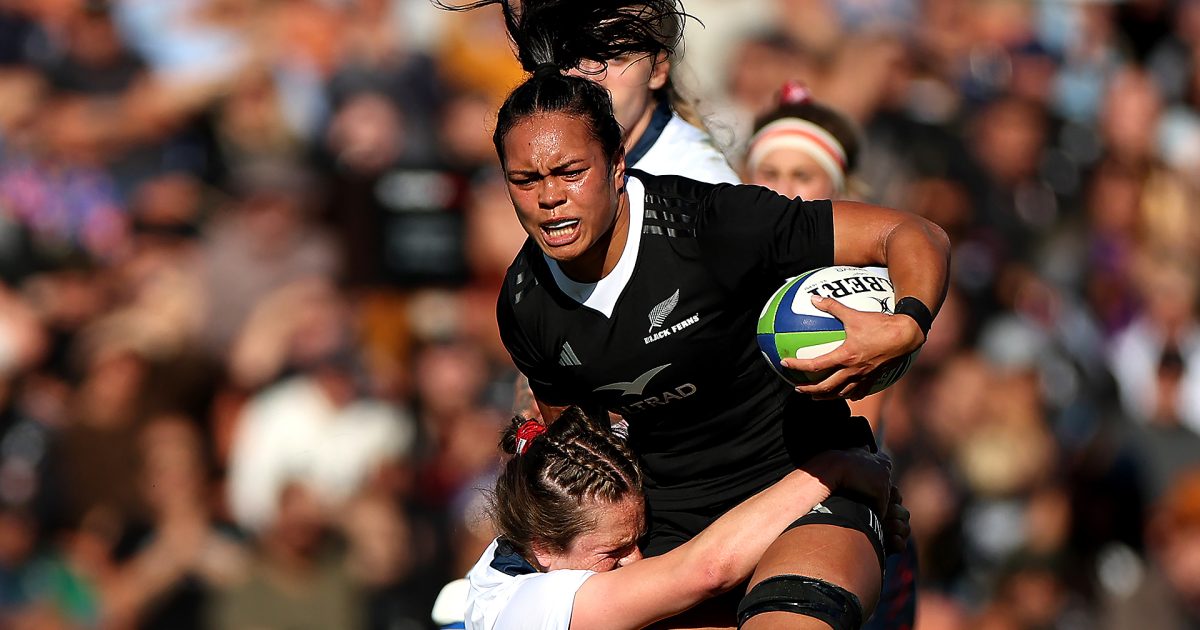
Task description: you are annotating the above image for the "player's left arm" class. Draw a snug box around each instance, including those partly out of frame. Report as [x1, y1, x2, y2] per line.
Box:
[784, 201, 950, 400]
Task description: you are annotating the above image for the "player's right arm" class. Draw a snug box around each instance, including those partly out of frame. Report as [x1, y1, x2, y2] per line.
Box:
[568, 449, 894, 630]
[497, 267, 578, 426]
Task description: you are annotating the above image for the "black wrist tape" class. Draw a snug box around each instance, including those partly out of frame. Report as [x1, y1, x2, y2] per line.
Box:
[894, 296, 933, 339]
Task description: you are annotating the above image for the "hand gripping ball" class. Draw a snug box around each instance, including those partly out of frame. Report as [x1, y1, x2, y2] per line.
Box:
[757, 266, 918, 394]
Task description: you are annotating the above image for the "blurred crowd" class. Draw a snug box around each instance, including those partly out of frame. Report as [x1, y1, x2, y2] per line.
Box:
[0, 0, 1198, 629]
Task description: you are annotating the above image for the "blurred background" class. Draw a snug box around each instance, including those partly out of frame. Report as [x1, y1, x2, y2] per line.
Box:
[0, 0, 1198, 628]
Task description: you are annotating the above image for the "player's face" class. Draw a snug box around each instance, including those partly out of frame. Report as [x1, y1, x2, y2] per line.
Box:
[748, 147, 837, 200]
[537, 495, 645, 572]
[501, 113, 626, 271]
[570, 53, 670, 141]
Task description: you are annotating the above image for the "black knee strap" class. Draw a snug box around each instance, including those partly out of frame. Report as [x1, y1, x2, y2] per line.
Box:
[737, 574, 864, 630]
[787, 495, 886, 570]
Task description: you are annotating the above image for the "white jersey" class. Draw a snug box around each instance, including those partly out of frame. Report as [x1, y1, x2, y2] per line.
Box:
[628, 102, 740, 185]
[433, 578, 470, 629]
[451, 538, 594, 630]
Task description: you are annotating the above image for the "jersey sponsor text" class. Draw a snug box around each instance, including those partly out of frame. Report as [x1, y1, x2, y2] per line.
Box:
[644, 313, 700, 344]
[616, 383, 698, 415]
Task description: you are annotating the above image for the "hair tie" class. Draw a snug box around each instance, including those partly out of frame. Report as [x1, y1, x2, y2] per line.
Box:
[515, 420, 547, 455]
[779, 80, 813, 106]
[533, 62, 561, 79]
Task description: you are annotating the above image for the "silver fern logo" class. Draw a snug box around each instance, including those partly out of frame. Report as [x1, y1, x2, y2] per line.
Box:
[648, 289, 680, 333]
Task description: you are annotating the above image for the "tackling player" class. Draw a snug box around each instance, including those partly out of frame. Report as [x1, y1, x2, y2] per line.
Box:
[462, 407, 904, 630]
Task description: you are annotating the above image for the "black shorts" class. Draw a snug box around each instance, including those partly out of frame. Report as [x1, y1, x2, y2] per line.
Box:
[641, 414, 877, 557]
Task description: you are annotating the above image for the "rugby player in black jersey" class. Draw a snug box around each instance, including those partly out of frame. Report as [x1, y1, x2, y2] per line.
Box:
[480, 15, 948, 630]
[490, 59, 948, 628]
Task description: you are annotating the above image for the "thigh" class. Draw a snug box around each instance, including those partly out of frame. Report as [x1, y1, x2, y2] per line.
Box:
[741, 523, 883, 630]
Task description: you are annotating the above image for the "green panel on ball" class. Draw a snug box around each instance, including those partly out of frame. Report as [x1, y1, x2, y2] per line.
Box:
[772, 330, 846, 360]
[757, 277, 800, 334]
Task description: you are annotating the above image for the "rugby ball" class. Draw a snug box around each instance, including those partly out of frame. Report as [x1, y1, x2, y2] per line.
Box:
[757, 266, 917, 394]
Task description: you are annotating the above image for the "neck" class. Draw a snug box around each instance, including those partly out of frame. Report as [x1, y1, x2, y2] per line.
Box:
[623, 100, 660, 155]
[559, 189, 630, 283]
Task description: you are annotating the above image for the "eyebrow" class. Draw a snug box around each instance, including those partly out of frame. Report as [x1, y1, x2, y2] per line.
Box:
[508, 159, 587, 177]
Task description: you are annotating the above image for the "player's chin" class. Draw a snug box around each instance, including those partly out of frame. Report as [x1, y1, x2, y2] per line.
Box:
[538, 234, 590, 261]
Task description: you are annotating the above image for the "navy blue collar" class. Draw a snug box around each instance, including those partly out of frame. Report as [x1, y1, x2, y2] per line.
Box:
[625, 100, 672, 167]
[490, 539, 539, 576]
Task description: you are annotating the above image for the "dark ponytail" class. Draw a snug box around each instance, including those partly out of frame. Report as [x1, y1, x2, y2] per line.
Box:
[491, 407, 643, 556]
[433, 0, 690, 74]
[436, 0, 695, 162]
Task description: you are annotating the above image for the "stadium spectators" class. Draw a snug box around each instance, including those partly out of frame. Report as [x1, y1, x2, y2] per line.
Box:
[0, 0, 1196, 628]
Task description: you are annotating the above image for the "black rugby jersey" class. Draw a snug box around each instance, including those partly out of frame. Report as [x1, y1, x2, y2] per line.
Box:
[496, 170, 852, 515]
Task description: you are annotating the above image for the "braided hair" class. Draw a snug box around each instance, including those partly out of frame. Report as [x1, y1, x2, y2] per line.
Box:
[491, 407, 643, 556]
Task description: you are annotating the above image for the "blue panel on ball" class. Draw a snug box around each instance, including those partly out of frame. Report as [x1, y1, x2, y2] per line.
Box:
[757, 333, 783, 370]
[778, 273, 809, 311]
[774, 311, 845, 333]
[773, 278, 844, 334]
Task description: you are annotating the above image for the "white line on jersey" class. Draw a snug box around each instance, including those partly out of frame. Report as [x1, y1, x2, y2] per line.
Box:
[558, 342, 582, 367]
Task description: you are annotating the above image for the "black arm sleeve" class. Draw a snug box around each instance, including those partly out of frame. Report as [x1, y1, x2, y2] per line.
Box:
[695, 184, 836, 291]
[495, 283, 571, 406]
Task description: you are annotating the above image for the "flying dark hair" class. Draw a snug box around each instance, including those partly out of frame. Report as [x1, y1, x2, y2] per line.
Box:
[435, 0, 713, 131]
[433, 0, 690, 74]
[491, 407, 643, 556]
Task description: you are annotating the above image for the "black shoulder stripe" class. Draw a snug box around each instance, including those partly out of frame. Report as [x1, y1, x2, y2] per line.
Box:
[643, 208, 695, 225]
[512, 255, 535, 290]
[644, 193, 694, 209]
[508, 247, 541, 305]
[643, 224, 696, 238]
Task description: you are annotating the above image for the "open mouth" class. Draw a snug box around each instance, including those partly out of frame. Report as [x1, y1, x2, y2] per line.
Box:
[541, 218, 581, 246]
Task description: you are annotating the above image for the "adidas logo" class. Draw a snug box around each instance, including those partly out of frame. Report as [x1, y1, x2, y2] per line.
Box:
[558, 342, 582, 367]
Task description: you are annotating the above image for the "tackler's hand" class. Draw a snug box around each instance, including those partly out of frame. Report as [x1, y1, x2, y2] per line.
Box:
[782, 295, 923, 400]
[804, 449, 892, 518]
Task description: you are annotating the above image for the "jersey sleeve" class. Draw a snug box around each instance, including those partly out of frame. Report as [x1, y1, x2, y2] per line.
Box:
[695, 184, 835, 290]
[490, 571, 595, 630]
[495, 280, 572, 407]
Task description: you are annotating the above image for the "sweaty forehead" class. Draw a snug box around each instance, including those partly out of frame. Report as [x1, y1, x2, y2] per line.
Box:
[503, 114, 597, 167]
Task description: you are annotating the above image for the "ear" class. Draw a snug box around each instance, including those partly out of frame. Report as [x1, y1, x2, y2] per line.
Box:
[648, 53, 670, 91]
[612, 148, 627, 192]
[530, 543, 556, 572]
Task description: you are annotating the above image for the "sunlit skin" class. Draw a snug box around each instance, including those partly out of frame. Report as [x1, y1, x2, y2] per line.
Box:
[501, 113, 629, 283]
[532, 495, 645, 572]
[569, 53, 670, 152]
[747, 147, 838, 200]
